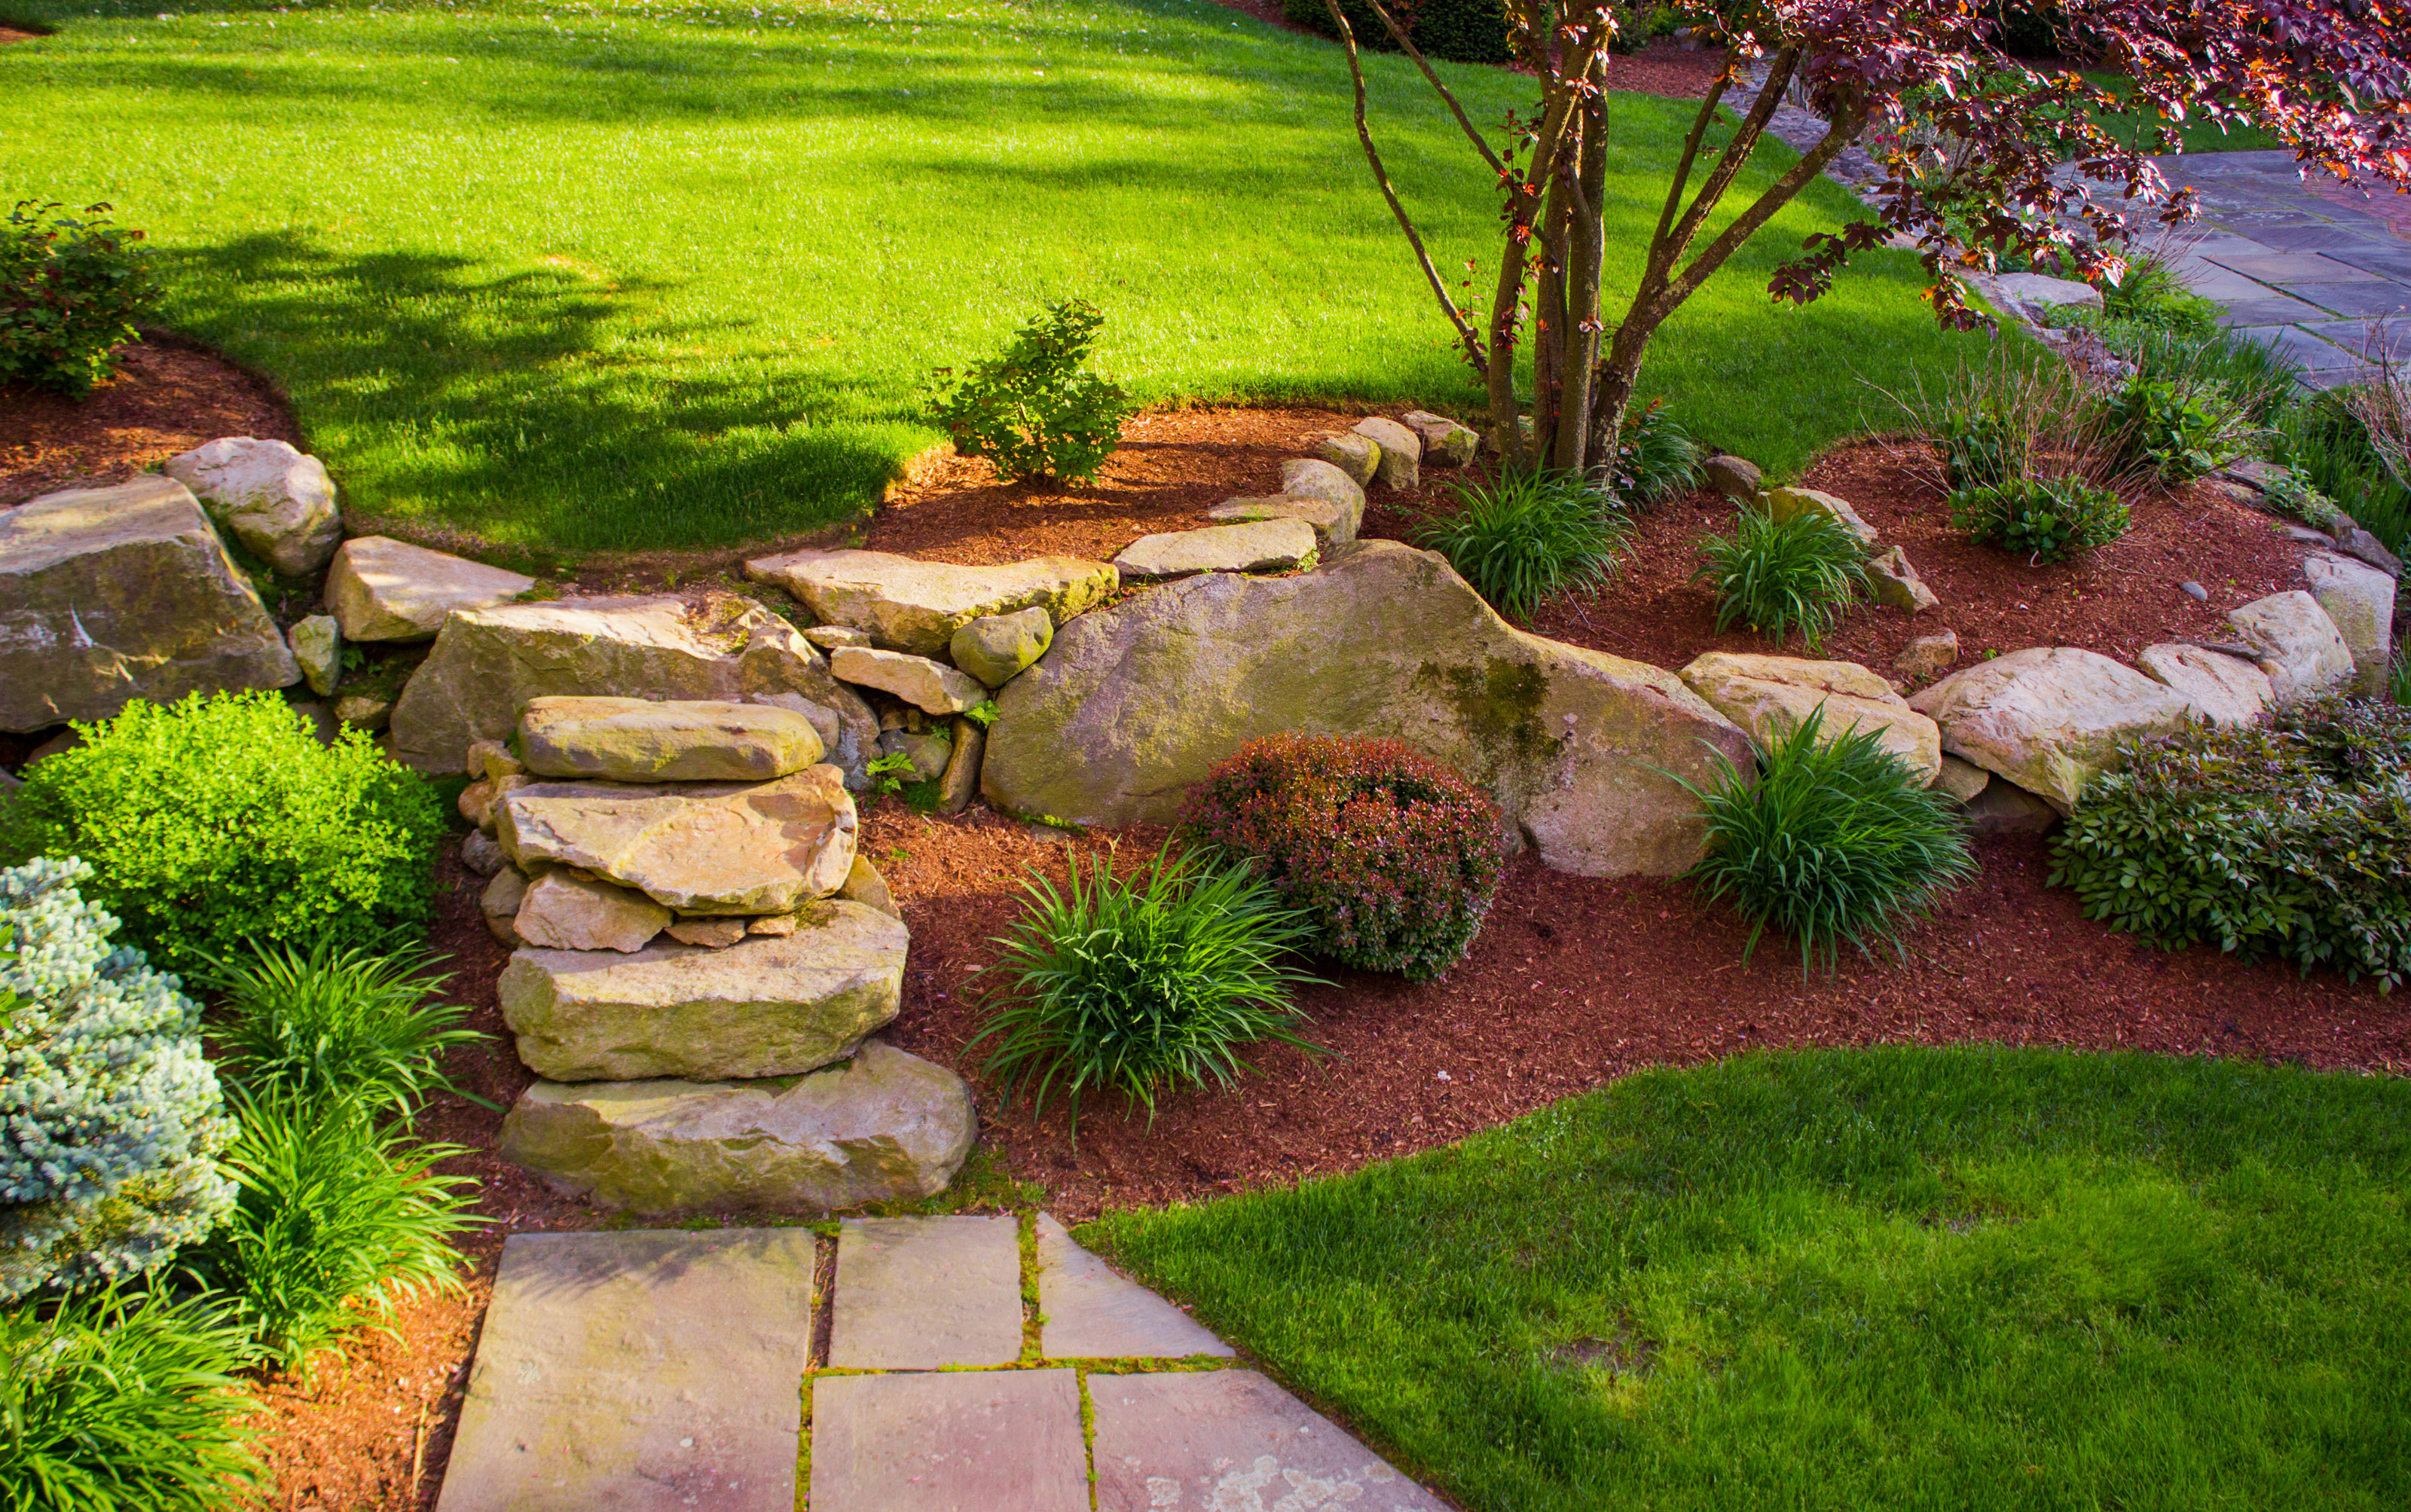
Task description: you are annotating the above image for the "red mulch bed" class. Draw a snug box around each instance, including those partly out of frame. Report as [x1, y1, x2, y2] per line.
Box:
[0, 338, 299, 507]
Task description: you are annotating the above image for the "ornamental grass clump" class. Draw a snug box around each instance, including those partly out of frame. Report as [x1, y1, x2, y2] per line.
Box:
[199, 939, 487, 1120]
[972, 848, 1325, 1135]
[1181, 735, 1508, 983]
[1676, 708, 1976, 975]
[0, 690, 447, 972]
[0, 857, 234, 1301]
[0, 1287, 264, 1511]
[2050, 698, 2411, 989]
[1414, 466, 1627, 623]
[1607, 399, 1704, 510]
[1694, 506, 1870, 649]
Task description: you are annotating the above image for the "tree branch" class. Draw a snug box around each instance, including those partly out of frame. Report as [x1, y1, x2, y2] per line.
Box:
[1652, 47, 1803, 287]
[1361, 0, 1510, 181]
[1326, 0, 1488, 375]
[1651, 50, 1737, 258]
[1664, 105, 1874, 310]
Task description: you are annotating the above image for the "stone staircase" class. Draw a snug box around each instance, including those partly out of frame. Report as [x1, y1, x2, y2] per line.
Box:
[457, 695, 976, 1214]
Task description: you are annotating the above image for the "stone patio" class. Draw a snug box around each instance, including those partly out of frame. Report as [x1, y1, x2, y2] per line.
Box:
[436, 1217, 1448, 1511]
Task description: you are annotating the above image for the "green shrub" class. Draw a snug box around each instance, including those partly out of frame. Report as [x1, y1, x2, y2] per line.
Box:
[2109, 322, 2301, 426]
[1675, 708, 1977, 974]
[2260, 468, 2350, 533]
[1181, 735, 1508, 982]
[1415, 466, 1627, 623]
[0, 1287, 264, 1511]
[0, 200, 160, 398]
[2096, 374, 2259, 484]
[1282, 0, 1514, 65]
[971, 848, 1325, 1134]
[1607, 3, 1681, 53]
[188, 1092, 479, 1376]
[0, 692, 448, 973]
[198, 941, 484, 1120]
[1950, 474, 2131, 562]
[1609, 399, 1705, 509]
[2049, 698, 2411, 989]
[929, 298, 1135, 484]
[1694, 506, 1870, 648]
[1, 857, 234, 1302]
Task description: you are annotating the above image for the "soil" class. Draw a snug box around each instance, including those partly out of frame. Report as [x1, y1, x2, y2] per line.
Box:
[0, 338, 300, 507]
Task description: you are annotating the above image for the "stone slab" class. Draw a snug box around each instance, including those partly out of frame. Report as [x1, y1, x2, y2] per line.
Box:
[2206, 252, 2384, 283]
[518, 695, 826, 782]
[327, 536, 536, 643]
[2215, 295, 2336, 327]
[744, 548, 1117, 656]
[1035, 1214, 1232, 1361]
[808, 1370, 1088, 1512]
[1089, 1369, 1449, 1512]
[2286, 282, 2411, 319]
[1113, 518, 1317, 579]
[828, 1215, 1023, 1370]
[435, 1229, 814, 1512]
[498, 767, 857, 915]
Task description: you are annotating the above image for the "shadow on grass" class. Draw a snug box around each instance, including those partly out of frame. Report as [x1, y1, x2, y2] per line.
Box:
[163, 231, 910, 555]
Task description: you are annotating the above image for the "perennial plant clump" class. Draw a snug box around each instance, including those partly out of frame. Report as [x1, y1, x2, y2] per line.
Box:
[2051, 698, 2411, 989]
[200, 940, 486, 1119]
[0, 691, 448, 971]
[1951, 475, 2131, 563]
[1416, 467, 1627, 623]
[0, 200, 159, 397]
[1182, 735, 1508, 982]
[0, 857, 234, 1300]
[1694, 506, 1870, 649]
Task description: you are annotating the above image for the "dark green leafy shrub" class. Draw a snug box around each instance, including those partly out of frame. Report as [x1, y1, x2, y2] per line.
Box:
[1694, 506, 1870, 648]
[0, 200, 160, 398]
[198, 941, 485, 1120]
[2109, 322, 2300, 426]
[2049, 698, 2411, 989]
[971, 848, 1325, 1134]
[2096, 375, 2258, 484]
[0, 692, 448, 973]
[186, 1092, 480, 1375]
[1950, 475, 2130, 562]
[1, 857, 234, 1302]
[1934, 402, 2027, 490]
[1415, 466, 1627, 623]
[1282, 0, 1513, 65]
[1609, 399, 1704, 509]
[1675, 708, 1977, 974]
[1181, 735, 1508, 982]
[929, 298, 1136, 484]
[0, 1287, 264, 1510]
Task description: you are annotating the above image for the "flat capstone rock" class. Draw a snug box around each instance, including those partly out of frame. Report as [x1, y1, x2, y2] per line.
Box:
[499, 765, 857, 915]
[325, 535, 536, 643]
[1113, 518, 1319, 579]
[1206, 493, 1358, 545]
[1089, 1369, 1449, 1512]
[499, 1040, 976, 1215]
[518, 695, 827, 782]
[808, 1370, 1089, 1512]
[499, 899, 906, 1081]
[1035, 1214, 1230, 1361]
[435, 1228, 815, 1512]
[829, 1214, 1024, 1370]
[743, 548, 1117, 656]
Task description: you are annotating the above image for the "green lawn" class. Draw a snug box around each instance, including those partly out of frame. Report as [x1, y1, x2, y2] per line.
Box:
[2, 0, 1985, 555]
[1090, 1047, 2411, 1512]
[2087, 71, 2288, 154]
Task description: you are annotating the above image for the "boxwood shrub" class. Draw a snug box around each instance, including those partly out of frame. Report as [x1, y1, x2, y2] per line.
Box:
[0, 692, 447, 971]
[1181, 734, 1507, 982]
[1282, 0, 1514, 66]
[2049, 699, 2411, 988]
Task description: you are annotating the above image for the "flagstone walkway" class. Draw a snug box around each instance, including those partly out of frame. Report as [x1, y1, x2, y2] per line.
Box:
[433, 1217, 1448, 1510]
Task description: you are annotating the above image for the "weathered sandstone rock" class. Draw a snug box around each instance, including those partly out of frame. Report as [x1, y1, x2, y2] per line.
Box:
[2227, 590, 2354, 704]
[518, 696, 825, 783]
[2301, 551, 2395, 697]
[163, 437, 344, 577]
[982, 541, 1749, 876]
[829, 646, 985, 714]
[1352, 417, 1421, 490]
[1309, 433, 1380, 487]
[1279, 458, 1366, 521]
[2136, 643, 2274, 728]
[513, 869, 671, 954]
[1205, 494, 1358, 546]
[1678, 652, 1942, 784]
[499, 766, 857, 915]
[1907, 646, 2195, 813]
[742, 549, 1116, 656]
[949, 607, 1053, 689]
[289, 614, 340, 697]
[1401, 411, 1480, 467]
[325, 536, 535, 642]
[1113, 519, 1316, 579]
[0, 477, 299, 730]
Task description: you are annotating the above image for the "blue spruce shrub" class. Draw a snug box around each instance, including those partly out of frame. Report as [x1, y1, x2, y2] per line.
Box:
[1, 857, 234, 1299]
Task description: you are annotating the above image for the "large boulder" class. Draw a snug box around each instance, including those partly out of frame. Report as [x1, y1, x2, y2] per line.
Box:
[1112, 519, 1317, 579]
[498, 766, 858, 915]
[2301, 551, 2395, 697]
[325, 536, 536, 643]
[387, 594, 879, 780]
[982, 541, 1750, 876]
[2226, 590, 2354, 704]
[2136, 643, 2273, 728]
[498, 1040, 976, 1215]
[518, 696, 824, 783]
[0, 477, 300, 731]
[1677, 652, 1942, 785]
[742, 549, 1117, 656]
[161, 437, 344, 577]
[497, 900, 906, 1081]
[1906, 646, 2196, 813]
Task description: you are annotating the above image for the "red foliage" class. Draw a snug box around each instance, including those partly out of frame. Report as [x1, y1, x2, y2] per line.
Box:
[1179, 735, 1508, 984]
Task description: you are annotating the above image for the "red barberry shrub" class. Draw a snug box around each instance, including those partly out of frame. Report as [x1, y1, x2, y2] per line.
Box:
[1179, 735, 1507, 983]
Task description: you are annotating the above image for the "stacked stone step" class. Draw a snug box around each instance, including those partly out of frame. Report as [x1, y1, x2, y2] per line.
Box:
[457, 695, 974, 1217]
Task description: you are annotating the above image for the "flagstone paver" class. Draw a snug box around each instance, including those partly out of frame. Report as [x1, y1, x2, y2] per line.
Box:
[1089, 1368, 1451, 1512]
[1035, 1214, 1233, 1361]
[827, 1214, 1024, 1370]
[808, 1369, 1090, 1512]
[435, 1229, 815, 1512]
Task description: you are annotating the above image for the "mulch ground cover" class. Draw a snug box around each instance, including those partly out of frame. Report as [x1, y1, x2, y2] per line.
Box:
[0, 338, 299, 507]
